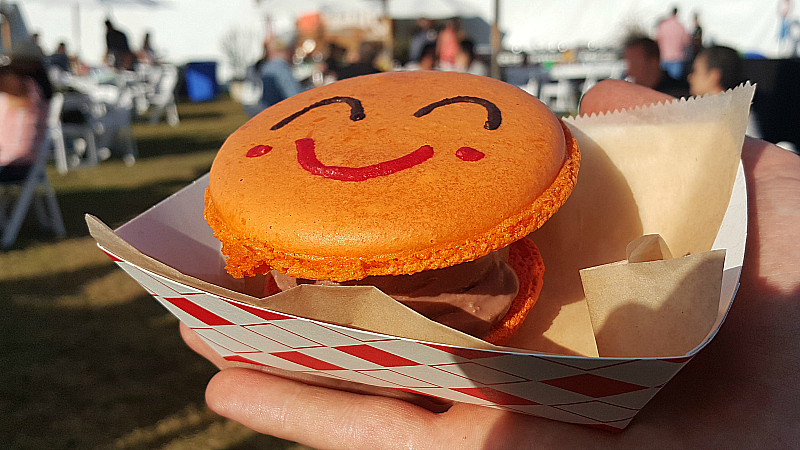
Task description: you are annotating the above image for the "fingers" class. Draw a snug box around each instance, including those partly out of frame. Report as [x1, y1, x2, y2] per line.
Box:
[206, 367, 446, 450]
[182, 323, 605, 449]
[579, 79, 675, 116]
[205, 367, 621, 450]
[739, 137, 800, 293]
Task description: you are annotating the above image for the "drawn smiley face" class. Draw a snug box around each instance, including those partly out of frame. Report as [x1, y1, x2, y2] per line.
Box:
[208, 71, 572, 255]
[243, 95, 502, 181]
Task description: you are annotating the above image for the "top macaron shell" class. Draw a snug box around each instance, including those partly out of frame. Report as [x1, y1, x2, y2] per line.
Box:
[207, 71, 578, 280]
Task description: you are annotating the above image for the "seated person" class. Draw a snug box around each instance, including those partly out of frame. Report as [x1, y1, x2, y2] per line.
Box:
[688, 45, 743, 97]
[0, 53, 51, 182]
[623, 35, 690, 98]
[688, 45, 763, 139]
[404, 42, 438, 71]
[335, 41, 383, 80]
[453, 39, 488, 77]
[243, 40, 301, 117]
[49, 42, 71, 73]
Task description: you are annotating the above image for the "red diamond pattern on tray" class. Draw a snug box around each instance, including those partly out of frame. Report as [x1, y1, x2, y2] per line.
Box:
[555, 399, 639, 422]
[335, 344, 421, 367]
[541, 373, 647, 398]
[356, 369, 440, 388]
[245, 323, 323, 350]
[224, 299, 292, 321]
[225, 354, 271, 367]
[271, 351, 346, 371]
[268, 321, 364, 347]
[453, 387, 540, 405]
[194, 328, 260, 353]
[393, 387, 436, 398]
[164, 297, 233, 326]
[433, 362, 526, 384]
[423, 343, 499, 360]
[103, 250, 124, 262]
[108, 245, 719, 429]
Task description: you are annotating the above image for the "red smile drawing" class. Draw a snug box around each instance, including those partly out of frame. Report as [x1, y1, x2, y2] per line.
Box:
[295, 137, 434, 182]
[246, 95, 498, 181]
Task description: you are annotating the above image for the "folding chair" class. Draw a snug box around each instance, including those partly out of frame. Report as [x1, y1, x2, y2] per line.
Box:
[50, 92, 100, 174]
[93, 88, 139, 166]
[539, 78, 577, 113]
[0, 135, 67, 248]
[148, 64, 180, 126]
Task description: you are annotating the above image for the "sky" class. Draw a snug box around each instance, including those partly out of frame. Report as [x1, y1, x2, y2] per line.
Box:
[16, 0, 790, 81]
[21, 0, 269, 79]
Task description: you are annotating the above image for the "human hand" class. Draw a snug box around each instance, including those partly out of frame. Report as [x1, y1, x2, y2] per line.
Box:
[182, 79, 800, 449]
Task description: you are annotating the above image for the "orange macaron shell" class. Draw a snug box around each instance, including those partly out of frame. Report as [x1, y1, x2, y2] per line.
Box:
[206, 71, 580, 281]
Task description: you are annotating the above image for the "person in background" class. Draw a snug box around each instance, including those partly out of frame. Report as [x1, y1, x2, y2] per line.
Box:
[682, 11, 704, 80]
[404, 42, 438, 71]
[181, 79, 800, 449]
[335, 41, 382, 80]
[49, 42, 71, 73]
[778, 0, 793, 55]
[655, 6, 690, 80]
[250, 39, 300, 115]
[436, 18, 461, 70]
[453, 39, 488, 77]
[687, 45, 742, 97]
[323, 43, 347, 82]
[623, 35, 690, 98]
[688, 45, 765, 140]
[137, 32, 158, 66]
[0, 50, 51, 182]
[408, 18, 437, 64]
[29, 32, 45, 57]
[690, 12, 703, 60]
[104, 18, 136, 70]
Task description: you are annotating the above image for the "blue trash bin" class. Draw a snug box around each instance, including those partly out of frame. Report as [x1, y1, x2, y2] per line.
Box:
[185, 61, 218, 102]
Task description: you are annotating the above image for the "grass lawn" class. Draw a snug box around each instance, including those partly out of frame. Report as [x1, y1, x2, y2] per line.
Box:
[1, 97, 313, 449]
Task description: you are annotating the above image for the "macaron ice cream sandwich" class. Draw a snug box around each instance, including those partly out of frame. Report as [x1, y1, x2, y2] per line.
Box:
[204, 71, 580, 345]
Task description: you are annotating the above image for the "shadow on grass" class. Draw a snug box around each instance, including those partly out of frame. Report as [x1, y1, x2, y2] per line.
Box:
[162, 110, 226, 121]
[136, 135, 228, 159]
[11, 168, 210, 250]
[0, 264, 216, 447]
[1, 262, 309, 449]
[57, 179, 204, 231]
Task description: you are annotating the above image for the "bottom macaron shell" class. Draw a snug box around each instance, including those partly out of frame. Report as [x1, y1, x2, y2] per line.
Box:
[484, 237, 545, 345]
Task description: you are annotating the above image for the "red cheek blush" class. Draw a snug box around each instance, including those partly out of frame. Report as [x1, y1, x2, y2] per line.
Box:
[456, 147, 485, 161]
[246, 145, 272, 157]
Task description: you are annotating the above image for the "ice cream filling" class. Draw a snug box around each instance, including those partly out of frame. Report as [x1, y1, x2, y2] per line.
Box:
[269, 249, 520, 338]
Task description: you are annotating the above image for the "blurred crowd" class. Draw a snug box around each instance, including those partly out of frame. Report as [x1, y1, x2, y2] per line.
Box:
[621, 6, 768, 142]
[0, 16, 169, 184]
[242, 16, 489, 117]
[3, 4, 798, 180]
[623, 7, 741, 100]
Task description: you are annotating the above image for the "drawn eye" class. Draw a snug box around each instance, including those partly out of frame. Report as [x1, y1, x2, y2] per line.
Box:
[413, 96, 502, 130]
[413, 96, 499, 161]
[271, 96, 365, 130]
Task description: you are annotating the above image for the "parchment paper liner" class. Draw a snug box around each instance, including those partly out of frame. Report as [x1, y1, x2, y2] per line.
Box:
[87, 83, 755, 358]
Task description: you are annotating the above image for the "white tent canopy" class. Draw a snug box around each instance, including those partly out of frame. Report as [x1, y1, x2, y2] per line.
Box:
[500, 0, 785, 57]
[18, 0, 793, 78]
